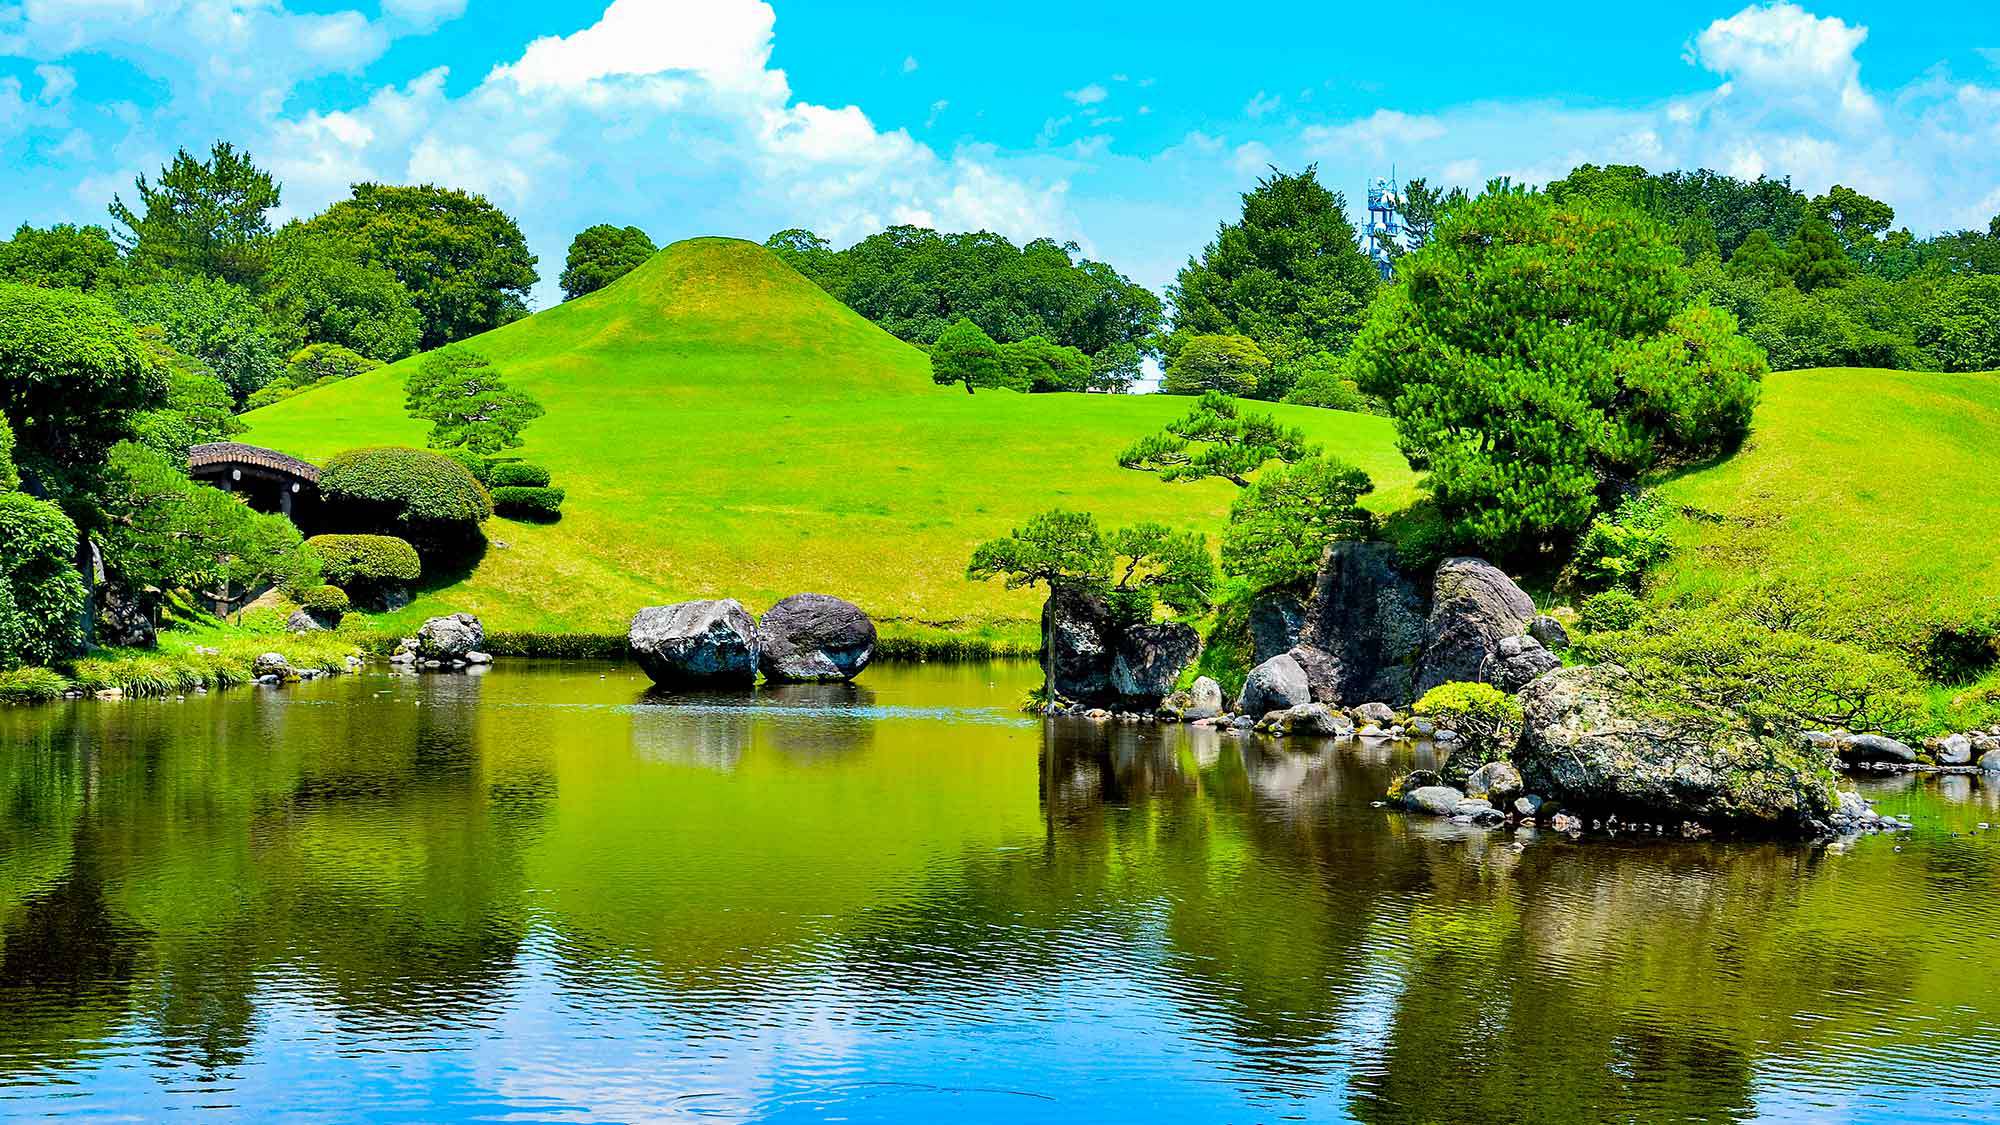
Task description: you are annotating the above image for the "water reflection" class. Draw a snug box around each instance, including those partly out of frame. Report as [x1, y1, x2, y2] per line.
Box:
[1, 661, 1999, 1122]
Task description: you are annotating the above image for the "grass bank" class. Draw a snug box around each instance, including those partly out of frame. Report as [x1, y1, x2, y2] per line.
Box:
[239, 238, 1415, 649]
[0, 613, 364, 704]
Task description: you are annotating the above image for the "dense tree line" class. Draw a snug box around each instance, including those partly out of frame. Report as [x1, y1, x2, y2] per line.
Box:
[764, 226, 1159, 392]
[1546, 163, 2000, 373]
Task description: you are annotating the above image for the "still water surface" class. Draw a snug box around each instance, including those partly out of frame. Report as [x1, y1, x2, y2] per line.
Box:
[3, 659, 1999, 1123]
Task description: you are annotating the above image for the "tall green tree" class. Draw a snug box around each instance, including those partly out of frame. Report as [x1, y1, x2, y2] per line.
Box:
[966, 508, 1113, 687]
[1351, 189, 1764, 555]
[0, 283, 165, 512]
[295, 184, 539, 349]
[0, 223, 126, 291]
[113, 276, 287, 404]
[403, 348, 544, 454]
[561, 225, 657, 300]
[1119, 391, 1317, 487]
[1810, 185, 1895, 259]
[109, 142, 280, 286]
[1727, 229, 1790, 285]
[1167, 166, 1380, 385]
[1106, 522, 1216, 618]
[1221, 456, 1375, 589]
[1787, 218, 1857, 293]
[930, 318, 1007, 393]
[259, 229, 423, 362]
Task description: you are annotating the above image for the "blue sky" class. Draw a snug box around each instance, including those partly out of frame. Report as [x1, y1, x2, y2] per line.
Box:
[3, 0, 1998, 305]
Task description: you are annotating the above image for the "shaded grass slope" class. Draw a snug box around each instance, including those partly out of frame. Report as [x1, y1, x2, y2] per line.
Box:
[1653, 366, 2000, 666]
[243, 238, 1415, 644]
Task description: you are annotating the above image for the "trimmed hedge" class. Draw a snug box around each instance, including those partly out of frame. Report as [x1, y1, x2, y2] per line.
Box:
[488, 461, 551, 488]
[299, 584, 350, 616]
[319, 446, 493, 547]
[307, 534, 422, 587]
[444, 448, 493, 485]
[481, 631, 628, 659]
[492, 485, 564, 520]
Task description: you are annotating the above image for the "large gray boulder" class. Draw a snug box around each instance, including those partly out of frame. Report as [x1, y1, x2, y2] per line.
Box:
[1043, 587, 1199, 708]
[416, 613, 484, 661]
[1249, 590, 1308, 665]
[1416, 558, 1538, 695]
[1404, 785, 1465, 817]
[1516, 664, 1838, 833]
[1185, 676, 1225, 721]
[1292, 541, 1429, 707]
[630, 599, 760, 687]
[1238, 653, 1311, 715]
[1840, 734, 1917, 765]
[1494, 633, 1562, 691]
[757, 593, 876, 682]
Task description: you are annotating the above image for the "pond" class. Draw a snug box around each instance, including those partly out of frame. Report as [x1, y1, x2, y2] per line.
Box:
[2, 659, 1998, 1123]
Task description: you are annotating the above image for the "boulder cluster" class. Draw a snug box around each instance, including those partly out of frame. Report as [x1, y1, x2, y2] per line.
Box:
[1809, 727, 2000, 774]
[1239, 551, 1563, 716]
[627, 593, 875, 688]
[1042, 587, 1201, 711]
[387, 613, 493, 670]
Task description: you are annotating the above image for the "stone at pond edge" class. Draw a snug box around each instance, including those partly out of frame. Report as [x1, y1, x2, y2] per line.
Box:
[1352, 701, 1396, 726]
[1980, 749, 2000, 773]
[1293, 541, 1428, 707]
[416, 613, 484, 661]
[1839, 733, 1917, 765]
[1405, 785, 1465, 817]
[1515, 664, 1837, 833]
[1238, 653, 1311, 715]
[1043, 587, 1200, 709]
[1465, 760, 1525, 804]
[97, 585, 157, 649]
[251, 652, 291, 680]
[758, 593, 876, 682]
[1936, 734, 1973, 766]
[1185, 676, 1225, 721]
[1416, 557, 1538, 695]
[629, 599, 760, 687]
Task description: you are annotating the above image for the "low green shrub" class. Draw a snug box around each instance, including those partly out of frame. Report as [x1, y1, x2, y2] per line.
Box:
[444, 448, 493, 485]
[0, 666, 69, 704]
[1575, 609, 1932, 740]
[492, 485, 564, 520]
[307, 534, 422, 589]
[488, 461, 551, 488]
[299, 585, 350, 617]
[1564, 493, 1676, 593]
[1415, 682, 1526, 785]
[319, 446, 492, 550]
[1579, 589, 1644, 634]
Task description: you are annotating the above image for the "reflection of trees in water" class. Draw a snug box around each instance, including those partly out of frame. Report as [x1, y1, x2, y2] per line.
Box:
[630, 682, 878, 770]
[0, 675, 553, 1081]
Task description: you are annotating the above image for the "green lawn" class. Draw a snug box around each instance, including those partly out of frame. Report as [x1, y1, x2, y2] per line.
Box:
[1653, 366, 2000, 642]
[242, 238, 1415, 645]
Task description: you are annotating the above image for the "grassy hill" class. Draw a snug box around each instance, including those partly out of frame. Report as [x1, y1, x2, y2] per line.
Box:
[241, 238, 1416, 647]
[1652, 367, 2000, 640]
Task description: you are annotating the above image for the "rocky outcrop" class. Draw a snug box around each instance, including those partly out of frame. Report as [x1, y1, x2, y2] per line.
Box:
[757, 593, 876, 682]
[629, 599, 760, 687]
[97, 586, 157, 649]
[1249, 590, 1308, 664]
[1238, 653, 1311, 715]
[1416, 558, 1541, 695]
[1516, 664, 1838, 833]
[1291, 542, 1428, 707]
[1043, 587, 1200, 708]
[416, 613, 484, 661]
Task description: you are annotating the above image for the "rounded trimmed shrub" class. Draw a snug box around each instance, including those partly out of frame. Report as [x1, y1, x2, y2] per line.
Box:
[0, 492, 88, 668]
[299, 584, 350, 617]
[1579, 589, 1644, 634]
[443, 447, 493, 485]
[488, 461, 551, 488]
[307, 534, 422, 589]
[491, 485, 564, 521]
[319, 446, 492, 551]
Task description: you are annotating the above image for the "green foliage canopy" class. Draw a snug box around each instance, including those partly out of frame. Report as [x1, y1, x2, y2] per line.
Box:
[0, 223, 126, 291]
[561, 224, 657, 300]
[929, 318, 1007, 394]
[1221, 455, 1374, 589]
[1119, 391, 1318, 487]
[108, 142, 280, 286]
[0, 492, 87, 668]
[403, 348, 544, 453]
[259, 229, 423, 362]
[112, 275, 286, 403]
[0, 283, 165, 511]
[98, 442, 314, 602]
[1167, 166, 1380, 380]
[1107, 522, 1216, 618]
[319, 446, 493, 549]
[295, 184, 539, 349]
[1161, 334, 1270, 396]
[966, 509, 1112, 595]
[1351, 189, 1765, 554]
